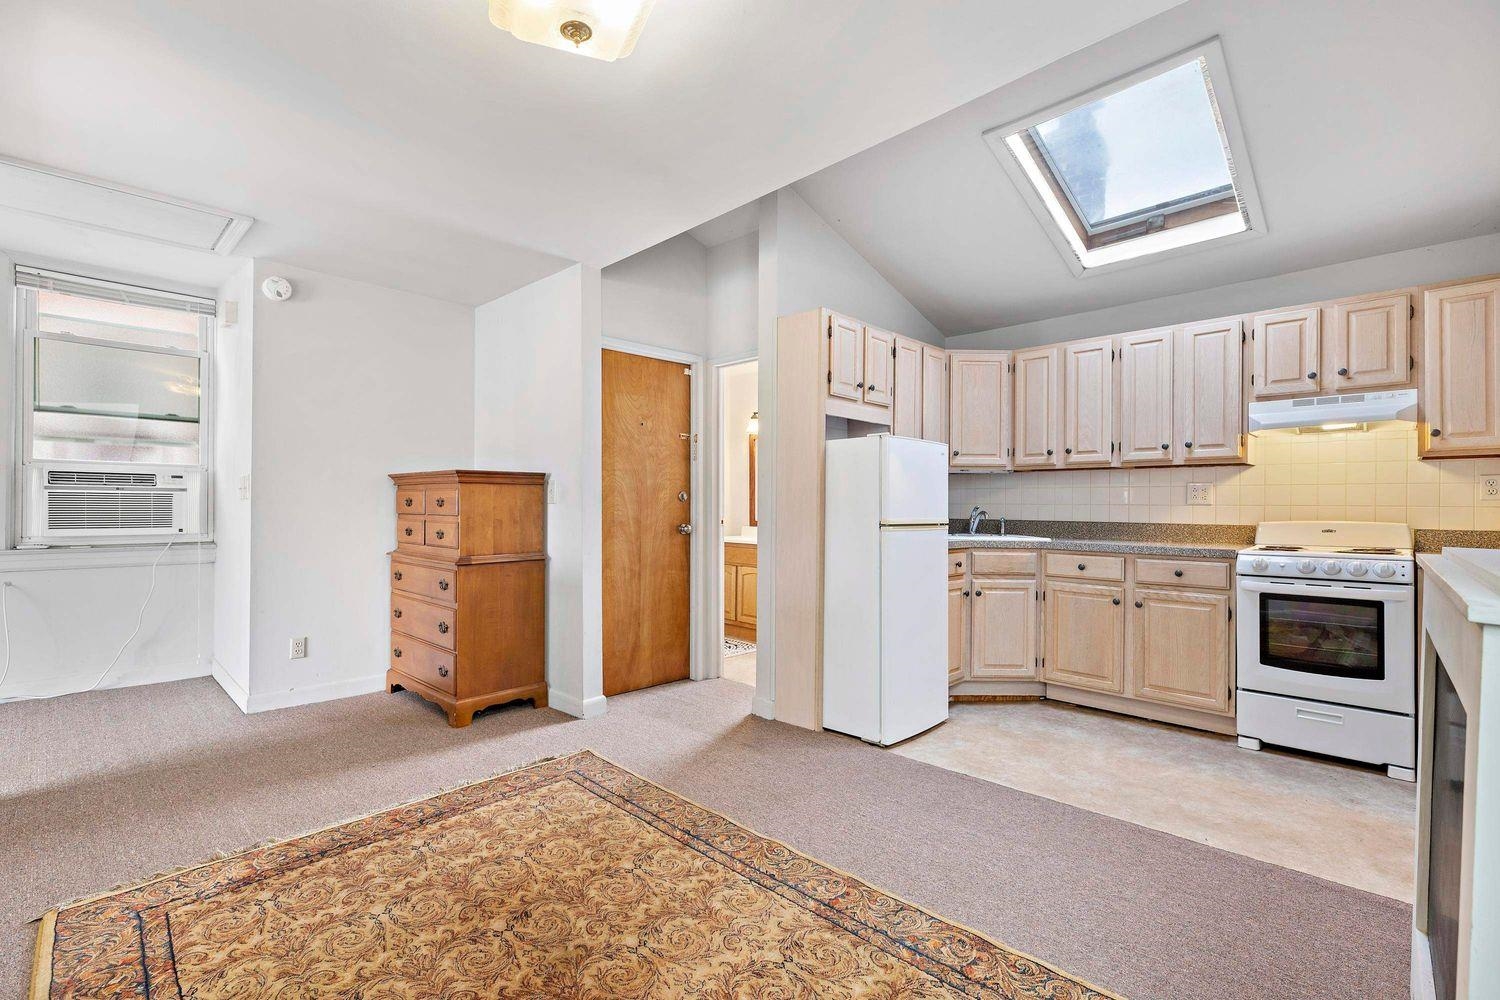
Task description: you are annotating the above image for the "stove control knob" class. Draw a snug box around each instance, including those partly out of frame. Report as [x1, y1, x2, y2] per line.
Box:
[1297, 559, 1317, 574]
[1346, 561, 1369, 577]
[1323, 560, 1344, 574]
[1250, 557, 1269, 572]
[1373, 562, 1397, 579]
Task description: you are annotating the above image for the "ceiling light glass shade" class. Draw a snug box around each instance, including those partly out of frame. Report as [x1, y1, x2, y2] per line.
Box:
[747, 411, 759, 435]
[489, 1, 656, 61]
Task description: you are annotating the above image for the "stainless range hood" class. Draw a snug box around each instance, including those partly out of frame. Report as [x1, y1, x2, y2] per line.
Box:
[1248, 388, 1417, 431]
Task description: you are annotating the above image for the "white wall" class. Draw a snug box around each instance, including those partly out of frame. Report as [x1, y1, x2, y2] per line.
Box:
[721, 362, 758, 535]
[949, 232, 1500, 350]
[602, 233, 708, 354]
[775, 187, 944, 345]
[239, 260, 474, 710]
[474, 264, 605, 719]
[707, 233, 759, 359]
[211, 261, 254, 701]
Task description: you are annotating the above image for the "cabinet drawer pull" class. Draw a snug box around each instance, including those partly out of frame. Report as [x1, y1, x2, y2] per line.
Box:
[1077, 563, 1086, 571]
[393, 609, 403, 619]
[438, 579, 450, 591]
[438, 666, 449, 677]
[437, 621, 450, 634]
[434, 529, 446, 540]
[1112, 597, 1121, 605]
[393, 647, 403, 658]
[403, 497, 413, 507]
[1134, 600, 1143, 608]
[404, 527, 414, 537]
[393, 570, 403, 581]
[1174, 569, 1184, 577]
[434, 497, 445, 507]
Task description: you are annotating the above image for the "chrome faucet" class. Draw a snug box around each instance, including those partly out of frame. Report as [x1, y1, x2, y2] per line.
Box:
[968, 506, 987, 534]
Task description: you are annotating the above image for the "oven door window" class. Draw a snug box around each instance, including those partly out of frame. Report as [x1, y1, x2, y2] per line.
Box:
[1258, 594, 1385, 681]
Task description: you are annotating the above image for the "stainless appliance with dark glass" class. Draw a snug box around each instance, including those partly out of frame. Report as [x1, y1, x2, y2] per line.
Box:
[1235, 521, 1416, 780]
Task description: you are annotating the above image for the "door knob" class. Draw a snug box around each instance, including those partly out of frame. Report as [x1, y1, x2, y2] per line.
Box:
[677, 523, 693, 535]
[678, 490, 689, 502]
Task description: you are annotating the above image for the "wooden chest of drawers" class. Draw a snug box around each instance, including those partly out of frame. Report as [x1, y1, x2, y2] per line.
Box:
[387, 470, 547, 726]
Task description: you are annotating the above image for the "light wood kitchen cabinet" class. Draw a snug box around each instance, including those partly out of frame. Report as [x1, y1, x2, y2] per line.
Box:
[1252, 306, 1321, 398]
[724, 542, 757, 641]
[863, 326, 895, 407]
[828, 312, 864, 401]
[921, 345, 948, 444]
[1422, 278, 1500, 456]
[1118, 327, 1175, 464]
[1043, 580, 1125, 694]
[1013, 346, 1061, 469]
[1330, 293, 1410, 392]
[1061, 337, 1114, 468]
[1175, 318, 1245, 463]
[970, 577, 1038, 679]
[1129, 586, 1231, 715]
[891, 335, 923, 438]
[948, 577, 968, 685]
[948, 351, 1010, 468]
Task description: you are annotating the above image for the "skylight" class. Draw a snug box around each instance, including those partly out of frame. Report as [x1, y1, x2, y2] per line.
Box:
[986, 40, 1262, 274]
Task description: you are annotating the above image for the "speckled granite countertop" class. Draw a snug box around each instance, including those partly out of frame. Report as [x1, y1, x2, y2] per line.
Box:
[946, 535, 1243, 559]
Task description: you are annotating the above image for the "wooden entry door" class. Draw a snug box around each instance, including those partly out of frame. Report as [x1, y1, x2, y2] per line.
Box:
[602, 349, 692, 696]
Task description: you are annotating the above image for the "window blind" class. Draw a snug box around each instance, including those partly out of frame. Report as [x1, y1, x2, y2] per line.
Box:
[15, 266, 216, 316]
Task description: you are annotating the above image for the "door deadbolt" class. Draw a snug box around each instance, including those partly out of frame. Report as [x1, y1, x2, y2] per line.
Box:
[678, 490, 689, 502]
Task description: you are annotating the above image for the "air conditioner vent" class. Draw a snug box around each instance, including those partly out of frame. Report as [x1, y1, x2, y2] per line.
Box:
[46, 491, 176, 531]
[45, 469, 158, 487]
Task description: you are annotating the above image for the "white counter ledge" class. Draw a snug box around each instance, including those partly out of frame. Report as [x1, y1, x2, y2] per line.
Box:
[1417, 548, 1500, 625]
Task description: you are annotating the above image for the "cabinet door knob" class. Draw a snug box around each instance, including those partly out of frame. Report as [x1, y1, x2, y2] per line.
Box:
[393, 647, 403, 658]
[438, 579, 450, 591]
[393, 570, 403, 581]
[1077, 563, 1086, 571]
[963, 590, 970, 597]
[1174, 569, 1184, 577]
[952, 449, 959, 456]
[1307, 371, 1317, 380]
[1112, 597, 1121, 606]
[403, 497, 413, 507]
[856, 381, 864, 389]
[1431, 428, 1442, 437]
[434, 497, 445, 507]
[1184, 441, 1194, 449]
[1160, 443, 1169, 450]
[393, 608, 403, 619]
[438, 621, 450, 634]
[1046, 449, 1054, 456]
[1337, 367, 1349, 377]
[438, 666, 449, 677]
[974, 589, 983, 597]
[1134, 600, 1143, 608]
[1064, 447, 1072, 455]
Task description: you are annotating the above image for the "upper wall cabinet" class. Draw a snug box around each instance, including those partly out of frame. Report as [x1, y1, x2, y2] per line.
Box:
[1117, 327, 1175, 465]
[1176, 318, 1245, 463]
[828, 312, 865, 401]
[921, 345, 949, 445]
[1013, 346, 1061, 469]
[863, 326, 895, 407]
[1061, 337, 1114, 468]
[1252, 307, 1320, 399]
[1330, 293, 1411, 392]
[891, 335, 923, 437]
[948, 351, 1010, 468]
[1423, 278, 1500, 456]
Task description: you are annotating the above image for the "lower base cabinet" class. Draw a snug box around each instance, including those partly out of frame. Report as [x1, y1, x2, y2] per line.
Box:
[970, 577, 1039, 679]
[1129, 586, 1232, 713]
[1042, 581, 1125, 693]
[947, 577, 968, 684]
[725, 543, 757, 641]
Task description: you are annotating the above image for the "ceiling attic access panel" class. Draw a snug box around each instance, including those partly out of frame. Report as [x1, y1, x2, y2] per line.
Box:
[984, 38, 1264, 277]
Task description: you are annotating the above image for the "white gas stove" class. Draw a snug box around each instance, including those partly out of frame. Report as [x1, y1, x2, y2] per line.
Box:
[1234, 521, 1417, 780]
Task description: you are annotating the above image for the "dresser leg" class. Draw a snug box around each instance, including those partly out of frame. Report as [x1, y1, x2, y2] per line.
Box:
[532, 689, 549, 710]
[447, 706, 475, 728]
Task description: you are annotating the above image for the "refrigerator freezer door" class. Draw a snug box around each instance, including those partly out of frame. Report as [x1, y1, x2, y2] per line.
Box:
[877, 525, 949, 745]
[880, 436, 949, 525]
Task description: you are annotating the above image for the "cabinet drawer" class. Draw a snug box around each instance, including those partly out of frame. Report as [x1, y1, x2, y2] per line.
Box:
[396, 488, 424, 514]
[1045, 553, 1125, 582]
[391, 593, 456, 651]
[391, 559, 456, 605]
[970, 550, 1037, 576]
[1134, 558, 1230, 590]
[397, 515, 424, 544]
[390, 635, 455, 695]
[424, 516, 459, 549]
[948, 550, 968, 578]
[425, 486, 459, 514]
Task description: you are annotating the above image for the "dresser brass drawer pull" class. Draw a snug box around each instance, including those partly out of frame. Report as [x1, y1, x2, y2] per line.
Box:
[393, 570, 403, 581]
[393, 647, 403, 658]
[393, 609, 403, 619]
[438, 621, 450, 634]
[438, 579, 450, 591]
[404, 527, 414, 537]
[438, 666, 449, 678]
[435, 529, 446, 540]
[403, 497, 413, 507]
[434, 497, 445, 507]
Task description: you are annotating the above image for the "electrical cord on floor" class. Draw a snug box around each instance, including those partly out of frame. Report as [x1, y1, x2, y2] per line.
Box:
[0, 540, 173, 701]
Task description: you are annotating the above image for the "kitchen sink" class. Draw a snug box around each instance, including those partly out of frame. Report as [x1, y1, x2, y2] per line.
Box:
[947, 533, 1051, 543]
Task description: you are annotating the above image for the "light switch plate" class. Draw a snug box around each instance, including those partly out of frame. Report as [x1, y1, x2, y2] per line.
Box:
[1188, 483, 1214, 506]
[1480, 476, 1500, 503]
[546, 477, 558, 504]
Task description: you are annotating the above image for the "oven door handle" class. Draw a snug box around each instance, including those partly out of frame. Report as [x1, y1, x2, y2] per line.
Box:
[1237, 579, 1413, 603]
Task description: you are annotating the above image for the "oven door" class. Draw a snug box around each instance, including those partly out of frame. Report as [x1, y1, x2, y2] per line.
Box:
[1236, 576, 1415, 714]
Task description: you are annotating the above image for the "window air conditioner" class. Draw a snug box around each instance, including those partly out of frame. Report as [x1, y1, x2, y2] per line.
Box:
[24, 463, 207, 545]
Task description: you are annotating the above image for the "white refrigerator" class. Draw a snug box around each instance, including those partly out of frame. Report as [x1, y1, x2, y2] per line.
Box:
[822, 434, 949, 745]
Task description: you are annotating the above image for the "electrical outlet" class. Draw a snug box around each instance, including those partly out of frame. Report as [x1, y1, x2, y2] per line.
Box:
[1481, 476, 1500, 503]
[289, 636, 307, 659]
[546, 477, 558, 504]
[238, 475, 251, 500]
[1187, 482, 1214, 506]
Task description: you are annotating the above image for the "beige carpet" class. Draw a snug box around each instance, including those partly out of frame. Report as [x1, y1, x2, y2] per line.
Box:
[1, 677, 1410, 999]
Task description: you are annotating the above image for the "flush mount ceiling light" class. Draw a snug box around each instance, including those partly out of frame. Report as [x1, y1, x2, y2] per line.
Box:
[488, 1, 656, 61]
[984, 38, 1264, 277]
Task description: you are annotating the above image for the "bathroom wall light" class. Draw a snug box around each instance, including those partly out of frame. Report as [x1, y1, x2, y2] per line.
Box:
[488, 1, 656, 61]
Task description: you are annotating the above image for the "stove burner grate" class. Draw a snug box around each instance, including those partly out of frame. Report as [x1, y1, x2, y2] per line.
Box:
[1343, 547, 1400, 555]
[1257, 545, 1304, 552]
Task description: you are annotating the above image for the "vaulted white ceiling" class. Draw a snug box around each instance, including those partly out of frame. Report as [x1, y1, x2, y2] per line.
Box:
[0, 0, 1184, 303]
[795, 0, 1500, 334]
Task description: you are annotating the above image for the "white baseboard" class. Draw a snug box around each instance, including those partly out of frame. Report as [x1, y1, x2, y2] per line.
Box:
[0, 657, 208, 703]
[244, 672, 388, 714]
[548, 688, 607, 719]
[210, 659, 251, 713]
[752, 694, 775, 720]
[1411, 925, 1436, 1000]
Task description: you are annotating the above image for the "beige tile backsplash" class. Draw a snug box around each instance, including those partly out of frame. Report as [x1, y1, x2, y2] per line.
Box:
[949, 425, 1500, 530]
